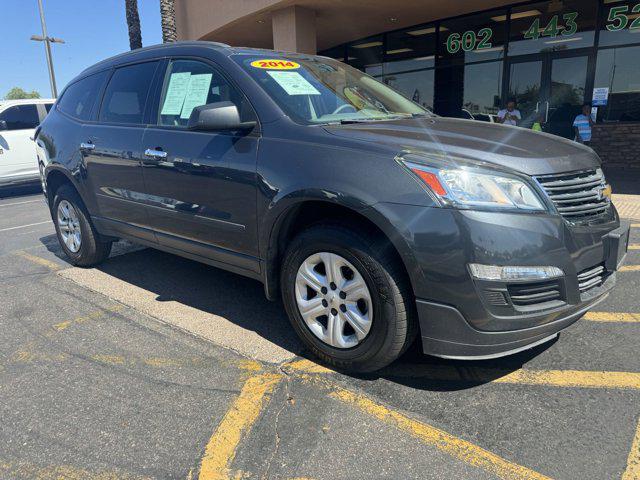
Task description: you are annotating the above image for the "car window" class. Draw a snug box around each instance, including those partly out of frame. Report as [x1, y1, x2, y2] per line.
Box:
[99, 62, 158, 125]
[0, 104, 40, 130]
[157, 59, 255, 128]
[58, 70, 109, 121]
[45, 103, 53, 113]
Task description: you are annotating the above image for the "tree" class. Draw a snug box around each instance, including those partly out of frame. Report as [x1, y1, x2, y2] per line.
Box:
[160, 0, 177, 43]
[5, 87, 41, 100]
[125, 0, 142, 50]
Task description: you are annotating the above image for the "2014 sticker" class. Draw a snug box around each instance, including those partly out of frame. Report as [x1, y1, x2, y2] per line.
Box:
[250, 59, 300, 70]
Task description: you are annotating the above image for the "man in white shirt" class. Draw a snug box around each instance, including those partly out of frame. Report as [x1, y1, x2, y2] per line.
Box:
[497, 99, 522, 126]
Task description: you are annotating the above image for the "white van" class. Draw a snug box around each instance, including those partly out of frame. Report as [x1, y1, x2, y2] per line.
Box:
[0, 98, 54, 187]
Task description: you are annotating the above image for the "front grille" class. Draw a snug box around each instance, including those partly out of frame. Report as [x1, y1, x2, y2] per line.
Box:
[578, 264, 605, 293]
[508, 280, 563, 307]
[535, 169, 609, 222]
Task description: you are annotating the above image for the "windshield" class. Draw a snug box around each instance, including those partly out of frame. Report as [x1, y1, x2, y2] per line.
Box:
[233, 55, 432, 124]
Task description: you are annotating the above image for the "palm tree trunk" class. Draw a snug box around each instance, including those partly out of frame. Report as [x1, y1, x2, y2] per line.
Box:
[160, 0, 177, 43]
[125, 0, 142, 50]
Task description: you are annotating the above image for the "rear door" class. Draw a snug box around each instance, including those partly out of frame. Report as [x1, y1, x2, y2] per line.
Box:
[82, 61, 161, 241]
[0, 103, 41, 182]
[140, 58, 261, 270]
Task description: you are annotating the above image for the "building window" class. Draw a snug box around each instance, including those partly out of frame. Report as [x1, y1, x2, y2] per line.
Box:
[439, 10, 507, 65]
[508, 0, 597, 56]
[599, 0, 640, 47]
[348, 35, 383, 78]
[594, 45, 640, 121]
[463, 61, 503, 119]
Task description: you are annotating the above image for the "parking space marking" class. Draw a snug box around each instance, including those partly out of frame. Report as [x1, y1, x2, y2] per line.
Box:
[584, 312, 640, 323]
[198, 373, 282, 480]
[620, 265, 640, 272]
[0, 220, 51, 232]
[0, 460, 151, 480]
[0, 199, 41, 208]
[330, 386, 551, 480]
[623, 417, 640, 480]
[632, 224, 640, 228]
[630, 244, 640, 250]
[14, 250, 61, 271]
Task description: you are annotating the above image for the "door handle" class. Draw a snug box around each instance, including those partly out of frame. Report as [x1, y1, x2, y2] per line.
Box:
[80, 142, 95, 151]
[144, 148, 168, 159]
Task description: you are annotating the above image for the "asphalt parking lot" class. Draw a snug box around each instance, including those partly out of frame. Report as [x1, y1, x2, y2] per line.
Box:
[0, 186, 639, 480]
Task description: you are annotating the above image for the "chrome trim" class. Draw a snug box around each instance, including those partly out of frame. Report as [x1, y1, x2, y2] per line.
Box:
[144, 148, 168, 159]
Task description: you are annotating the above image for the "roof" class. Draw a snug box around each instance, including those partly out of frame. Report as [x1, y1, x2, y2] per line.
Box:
[0, 98, 55, 107]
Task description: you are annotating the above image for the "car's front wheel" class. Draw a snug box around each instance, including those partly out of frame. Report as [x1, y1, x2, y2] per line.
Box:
[281, 223, 416, 372]
[52, 184, 112, 267]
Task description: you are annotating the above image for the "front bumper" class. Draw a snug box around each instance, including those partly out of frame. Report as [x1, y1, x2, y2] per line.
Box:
[371, 203, 629, 359]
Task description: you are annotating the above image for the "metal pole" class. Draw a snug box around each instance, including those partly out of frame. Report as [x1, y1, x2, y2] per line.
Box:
[37, 0, 57, 97]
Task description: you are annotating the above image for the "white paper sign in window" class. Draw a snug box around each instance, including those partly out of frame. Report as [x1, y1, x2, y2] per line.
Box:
[160, 72, 191, 115]
[267, 71, 321, 96]
[180, 73, 213, 119]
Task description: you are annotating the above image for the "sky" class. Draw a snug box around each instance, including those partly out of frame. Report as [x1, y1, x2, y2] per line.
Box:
[1, 0, 162, 99]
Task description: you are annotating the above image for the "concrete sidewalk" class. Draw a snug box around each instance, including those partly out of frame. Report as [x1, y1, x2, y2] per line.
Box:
[613, 194, 640, 221]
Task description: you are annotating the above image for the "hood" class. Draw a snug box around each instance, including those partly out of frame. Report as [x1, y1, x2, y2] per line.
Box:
[324, 117, 600, 176]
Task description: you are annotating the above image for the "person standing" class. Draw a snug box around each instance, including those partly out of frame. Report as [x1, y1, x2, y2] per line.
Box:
[573, 103, 594, 145]
[497, 99, 522, 126]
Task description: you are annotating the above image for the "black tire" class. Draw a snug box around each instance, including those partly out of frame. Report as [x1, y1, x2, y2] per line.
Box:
[52, 184, 112, 267]
[281, 223, 417, 373]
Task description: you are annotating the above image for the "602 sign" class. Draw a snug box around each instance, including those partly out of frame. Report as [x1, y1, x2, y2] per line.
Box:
[446, 28, 493, 54]
[606, 4, 640, 31]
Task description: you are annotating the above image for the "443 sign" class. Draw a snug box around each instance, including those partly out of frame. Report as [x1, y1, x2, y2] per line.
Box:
[523, 11, 579, 40]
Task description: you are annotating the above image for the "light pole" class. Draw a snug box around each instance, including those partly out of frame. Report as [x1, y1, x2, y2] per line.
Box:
[30, 0, 64, 97]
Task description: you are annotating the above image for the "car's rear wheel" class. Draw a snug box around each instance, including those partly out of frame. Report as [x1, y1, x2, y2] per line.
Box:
[281, 223, 416, 372]
[53, 184, 112, 266]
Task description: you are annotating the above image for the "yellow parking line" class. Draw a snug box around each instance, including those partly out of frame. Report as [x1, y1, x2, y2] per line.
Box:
[620, 265, 640, 272]
[632, 224, 640, 228]
[198, 373, 282, 480]
[331, 386, 551, 480]
[583, 312, 640, 323]
[629, 244, 640, 250]
[0, 461, 151, 480]
[623, 417, 640, 480]
[14, 250, 61, 271]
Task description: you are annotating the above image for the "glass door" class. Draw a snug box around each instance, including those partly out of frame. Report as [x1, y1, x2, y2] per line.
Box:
[507, 51, 591, 138]
[509, 59, 544, 129]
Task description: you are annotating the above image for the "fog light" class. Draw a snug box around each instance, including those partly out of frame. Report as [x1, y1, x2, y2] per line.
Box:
[468, 264, 564, 281]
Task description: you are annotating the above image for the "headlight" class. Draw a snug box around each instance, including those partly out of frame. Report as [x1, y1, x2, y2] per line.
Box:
[403, 161, 546, 211]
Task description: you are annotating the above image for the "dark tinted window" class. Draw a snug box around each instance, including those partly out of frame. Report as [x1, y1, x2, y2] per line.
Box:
[45, 103, 53, 113]
[0, 104, 40, 130]
[58, 71, 108, 120]
[99, 62, 158, 125]
[158, 59, 255, 127]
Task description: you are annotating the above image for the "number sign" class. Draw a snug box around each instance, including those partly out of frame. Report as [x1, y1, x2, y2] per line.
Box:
[446, 28, 493, 54]
[606, 4, 640, 32]
[523, 12, 579, 40]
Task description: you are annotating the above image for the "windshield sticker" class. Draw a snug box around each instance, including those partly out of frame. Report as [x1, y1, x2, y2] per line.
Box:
[267, 71, 320, 96]
[180, 73, 213, 119]
[160, 72, 191, 115]
[251, 59, 300, 70]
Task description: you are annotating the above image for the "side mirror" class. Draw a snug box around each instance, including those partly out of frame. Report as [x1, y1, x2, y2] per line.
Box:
[187, 101, 256, 132]
[0, 120, 7, 131]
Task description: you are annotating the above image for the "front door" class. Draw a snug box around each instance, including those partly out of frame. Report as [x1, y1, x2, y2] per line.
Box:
[140, 58, 261, 273]
[0, 103, 41, 182]
[508, 50, 592, 138]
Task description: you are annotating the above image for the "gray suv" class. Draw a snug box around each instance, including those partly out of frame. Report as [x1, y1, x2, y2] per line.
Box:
[35, 42, 630, 372]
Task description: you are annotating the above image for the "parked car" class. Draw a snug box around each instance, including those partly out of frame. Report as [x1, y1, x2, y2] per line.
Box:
[35, 42, 629, 372]
[0, 98, 54, 187]
[473, 112, 499, 123]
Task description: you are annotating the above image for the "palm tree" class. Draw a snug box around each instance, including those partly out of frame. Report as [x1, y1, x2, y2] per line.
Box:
[160, 0, 177, 43]
[125, 0, 142, 50]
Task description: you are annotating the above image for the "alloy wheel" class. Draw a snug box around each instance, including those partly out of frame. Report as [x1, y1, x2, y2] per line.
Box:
[57, 200, 82, 253]
[295, 252, 373, 349]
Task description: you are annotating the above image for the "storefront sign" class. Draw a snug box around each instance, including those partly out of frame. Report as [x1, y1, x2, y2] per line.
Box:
[592, 87, 610, 106]
[523, 12, 579, 40]
[445, 28, 493, 54]
[606, 4, 640, 31]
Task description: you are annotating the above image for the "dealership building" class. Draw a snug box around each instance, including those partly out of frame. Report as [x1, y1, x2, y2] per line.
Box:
[175, 0, 640, 166]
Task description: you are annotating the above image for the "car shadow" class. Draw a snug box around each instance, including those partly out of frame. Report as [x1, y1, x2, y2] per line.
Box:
[41, 235, 553, 391]
[0, 183, 41, 199]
